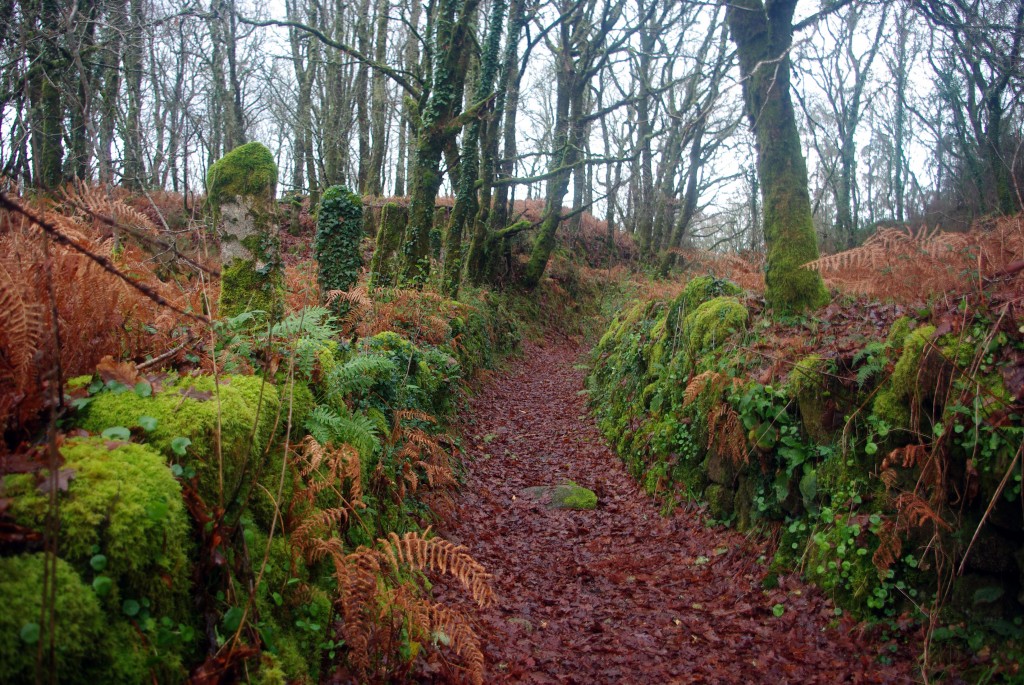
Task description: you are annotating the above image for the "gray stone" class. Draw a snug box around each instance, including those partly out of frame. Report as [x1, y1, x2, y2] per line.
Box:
[520, 482, 598, 510]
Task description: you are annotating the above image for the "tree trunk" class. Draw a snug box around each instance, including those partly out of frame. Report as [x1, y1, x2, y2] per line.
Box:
[726, 0, 828, 313]
[442, 0, 509, 296]
[365, 0, 390, 196]
[401, 0, 477, 285]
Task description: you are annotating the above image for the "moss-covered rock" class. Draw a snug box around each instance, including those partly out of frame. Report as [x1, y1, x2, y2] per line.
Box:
[681, 296, 747, 371]
[207, 142, 278, 204]
[77, 374, 281, 507]
[873, 325, 936, 428]
[207, 142, 282, 320]
[521, 482, 598, 510]
[788, 354, 849, 444]
[886, 316, 913, 351]
[5, 438, 191, 619]
[677, 275, 743, 315]
[704, 483, 734, 520]
[0, 554, 149, 684]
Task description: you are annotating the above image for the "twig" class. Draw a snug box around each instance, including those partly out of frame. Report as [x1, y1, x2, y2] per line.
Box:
[136, 334, 197, 369]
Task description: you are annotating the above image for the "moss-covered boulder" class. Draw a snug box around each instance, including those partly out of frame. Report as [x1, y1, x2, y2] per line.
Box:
[0, 554, 149, 684]
[315, 186, 363, 314]
[788, 354, 850, 444]
[684, 296, 747, 352]
[521, 482, 598, 510]
[76, 374, 281, 508]
[4, 438, 191, 619]
[873, 325, 936, 429]
[676, 275, 743, 316]
[207, 142, 282, 319]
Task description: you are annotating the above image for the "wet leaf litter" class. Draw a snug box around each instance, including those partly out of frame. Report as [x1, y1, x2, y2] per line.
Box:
[430, 340, 916, 684]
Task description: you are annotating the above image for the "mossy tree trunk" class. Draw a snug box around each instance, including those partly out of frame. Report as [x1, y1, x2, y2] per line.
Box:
[442, 0, 509, 297]
[725, 0, 828, 313]
[522, 47, 579, 290]
[523, 0, 625, 289]
[26, 0, 66, 188]
[467, 0, 526, 286]
[369, 202, 408, 288]
[401, 0, 479, 286]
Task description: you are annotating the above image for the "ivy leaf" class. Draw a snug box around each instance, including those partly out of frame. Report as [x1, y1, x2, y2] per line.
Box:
[170, 464, 184, 478]
[122, 599, 141, 617]
[19, 623, 40, 644]
[772, 603, 786, 617]
[222, 606, 244, 633]
[92, 576, 114, 596]
[137, 416, 159, 432]
[71, 396, 95, 411]
[90, 554, 108, 571]
[170, 437, 192, 456]
[101, 426, 131, 441]
[134, 381, 153, 398]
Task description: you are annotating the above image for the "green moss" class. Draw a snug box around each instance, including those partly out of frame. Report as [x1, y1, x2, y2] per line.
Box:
[220, 256, 284, 319]
[886, 316, 913, 351]
[556, 482, 598, 510]
[206, 142, 277, 204]
[0, 554, 149, 684]
[938, 332, 977, 368]
[77, 374, 281, 506]
[677, 275, 743, 314]
[788, 354, 825, 395]
[277, 378, 315, 432]
[683, 296, 748, 358]
[5, 438, 191, 619]
[872, 325, 936, 428]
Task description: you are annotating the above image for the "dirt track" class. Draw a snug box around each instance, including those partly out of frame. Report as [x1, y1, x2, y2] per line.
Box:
[432, 340, 916, 684]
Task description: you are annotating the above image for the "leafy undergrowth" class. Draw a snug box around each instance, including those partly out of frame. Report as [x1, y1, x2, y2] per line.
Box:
[0, 186, 527, 683]
[430, 339, 916, 683]
[588, 264, 1024, 680]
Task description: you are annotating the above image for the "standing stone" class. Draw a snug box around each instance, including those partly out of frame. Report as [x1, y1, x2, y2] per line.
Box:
[206, 142, 282, 320]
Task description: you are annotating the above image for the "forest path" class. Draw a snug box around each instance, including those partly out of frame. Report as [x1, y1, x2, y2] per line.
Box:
[432, 339, 915, 684]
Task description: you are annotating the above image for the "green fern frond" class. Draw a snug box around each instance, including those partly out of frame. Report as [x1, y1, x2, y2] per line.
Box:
[325, 354, 398, 399]
[271, 306, 338, 340]
[305, 405, 381, 458]
[853, 341, 888, 389]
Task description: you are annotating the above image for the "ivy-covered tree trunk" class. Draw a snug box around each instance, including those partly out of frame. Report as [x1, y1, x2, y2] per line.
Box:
[726, 0, 828, 313]
[401, 0, 478, 285]
[442, 0, 509, 297]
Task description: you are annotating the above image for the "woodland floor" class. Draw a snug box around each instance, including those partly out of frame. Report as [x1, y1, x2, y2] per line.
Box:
[431, 339, 919, 684]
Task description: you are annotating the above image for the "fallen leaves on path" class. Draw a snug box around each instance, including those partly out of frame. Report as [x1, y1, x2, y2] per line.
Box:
[430, 340, 917, 684]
